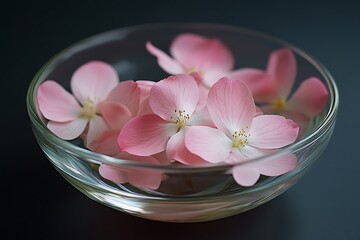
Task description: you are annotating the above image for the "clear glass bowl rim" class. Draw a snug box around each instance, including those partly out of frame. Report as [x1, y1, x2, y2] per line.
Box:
[26, 22, 339, 172]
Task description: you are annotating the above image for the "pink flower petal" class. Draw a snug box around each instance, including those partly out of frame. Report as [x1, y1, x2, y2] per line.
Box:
[226, 145, 269, 161]
[87, 130, 120, 156]
[170, 33, 208, 63]
[136, 81, 155, 115]
[118, 114, 177, 156]
[150, 74, 199, 121]
[249, 115, 299, 149]
[287, 77, 329, 117]
[232, 165, 260, 187]
[146, 42, 183, 75]
[185, 126, 232, 164]
[99, 164, 128, 184]
[119, 153, 163, 190]
[188, 72, 203, 85]
[266, 48, 297, 99]
[137, 97, 153, 116]
[170, 33, 234, 72]
[47, 118, 88, 140]
[166, 130, 207, 165]
[71, 61, 118, 103]
[137, 80, 155, 103]
[86, 115, 110, 144]
[100, 101, 132, 130]
[201, 70, 229, 88]
[188, 105, 215, 127]
[207, 77, 256, 135]
[127, 167, 163, 190]
[280, 110, 310, 139]
[228, 68, 276, 102]
[37, 80, 82, 122]
[257, 153, 297, 176]
[106, 80, 140, 116]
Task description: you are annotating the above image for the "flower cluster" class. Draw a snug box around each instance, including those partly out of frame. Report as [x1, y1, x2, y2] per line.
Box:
[37, 33, 328, 188]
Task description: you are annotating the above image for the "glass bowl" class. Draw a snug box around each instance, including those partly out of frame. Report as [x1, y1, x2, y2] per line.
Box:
[27, 23, 338, 222]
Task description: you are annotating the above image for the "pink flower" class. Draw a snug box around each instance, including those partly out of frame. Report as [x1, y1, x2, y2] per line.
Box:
[234, 48, 329, 134]
[146, 33, 236, 88]
[87, 80, 141, 155]
[86, 80, 165, 190]
[185, 78, 299, 186]
[37, 61, 118, 143]
[119, 74, 213, 165]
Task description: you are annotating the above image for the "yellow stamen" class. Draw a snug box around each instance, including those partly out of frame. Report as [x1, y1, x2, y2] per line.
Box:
[272, 98, 287, 112]
[184, 66, 204, 76]
[81, 97, 98, 119]
[232, 127, 250, 148]
[172, 109, 190, 132]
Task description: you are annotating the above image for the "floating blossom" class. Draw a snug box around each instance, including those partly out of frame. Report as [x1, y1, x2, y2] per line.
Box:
[185, 78, 299, 186]
[234, 48, 329, 134]
[119, 74, 212, 165]
[87, 80, 140, 155]
[37, 61, 118, 143]
[146, 33, 239, 88]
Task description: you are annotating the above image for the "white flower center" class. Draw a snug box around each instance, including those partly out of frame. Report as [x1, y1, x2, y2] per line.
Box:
[232, 127, 250, 148]
[81, 97, 98, 119]
[172, 109, 190, 132]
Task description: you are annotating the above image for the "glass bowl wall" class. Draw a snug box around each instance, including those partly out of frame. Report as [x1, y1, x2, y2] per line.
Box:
[27, 23, 338, 222]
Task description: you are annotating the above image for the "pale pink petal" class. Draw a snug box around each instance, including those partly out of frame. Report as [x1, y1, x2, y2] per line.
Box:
[189, 72, 203, 85]
[128, 168, 163, 190]
[137, 80, 155, 103]
[207, 77, 256, 135]
[287, 77, 329, 117]
[37, 80, 82, 122]
[170, 33, 234, 72]
[188, 105, 215, 127]
[106, 80, 140, 116]
[100, 101, 132, 130]
[257, 153, 297, 176]
[225, 149, 248, 164]
[119, 153, 163, 190]
[146, 42, 183, 75]
[150, 74, 199, 121]
[231, 145, 269, 161]
[137, 97, 153, 116]
[266, 48, 297, 99]
[152, 151, 171, 164]
[228, 68, 277, 102]
[87, 130, 120, 156]
[185, 126, 232, 164]
[86, 115, 110, 144]
[71, 61, 119, 103]
[166, 130, 207, 165]
[232, 165, 260, 187]
[99, 164, 128, 184]
[136, 81, 155, 116]
[249, 115, 299, 149]
[118, 114, 177, 156]
[189, 72, 210, 107]
[170, 33, 208, 62]
[201, 70, 227, 88]
[280, 110, 310, 139]
[47, 118, 88, 140]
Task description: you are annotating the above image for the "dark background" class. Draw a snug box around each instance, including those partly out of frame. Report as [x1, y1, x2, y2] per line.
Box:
[3, 0, 360, 239]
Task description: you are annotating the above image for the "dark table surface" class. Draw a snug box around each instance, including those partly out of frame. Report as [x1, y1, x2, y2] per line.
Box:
[3, 1, 360, 239]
